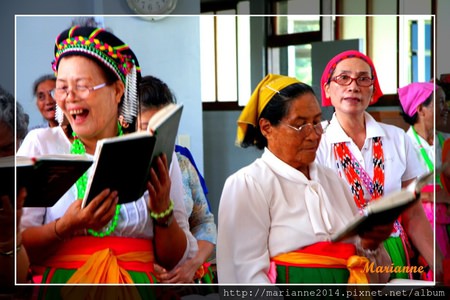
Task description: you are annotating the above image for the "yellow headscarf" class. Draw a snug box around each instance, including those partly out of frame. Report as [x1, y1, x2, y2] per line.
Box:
[236, 73, 301, 145]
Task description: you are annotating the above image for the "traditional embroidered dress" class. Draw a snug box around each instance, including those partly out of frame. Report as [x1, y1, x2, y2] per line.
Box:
[406, 127, 450, 280]
[217, 148, 389, 283]
[18, 127, 198, 290]
[316, 113, 426, 280]
[437, 133, 450, 285]
[34, 237, 156, 284]
[437, 132, 450, 194]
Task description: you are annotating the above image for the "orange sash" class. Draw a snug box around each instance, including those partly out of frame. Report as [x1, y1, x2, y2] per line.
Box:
[42, 236, 154, 284]
[271, 242, 370, 284]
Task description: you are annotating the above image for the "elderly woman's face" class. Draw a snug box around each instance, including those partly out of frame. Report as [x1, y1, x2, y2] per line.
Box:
[56, 56, 123, 140]
[35, 79, 56, 124]
[262, 92, 322, 171]
[324, 57, 374, 115]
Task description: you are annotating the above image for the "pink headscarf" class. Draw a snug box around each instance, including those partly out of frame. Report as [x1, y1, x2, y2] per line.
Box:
[398, 82, 435, 117]
[320, 50, 383, 107]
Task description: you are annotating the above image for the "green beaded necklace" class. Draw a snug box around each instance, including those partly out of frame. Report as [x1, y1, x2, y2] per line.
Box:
[71, 123, 123, 237]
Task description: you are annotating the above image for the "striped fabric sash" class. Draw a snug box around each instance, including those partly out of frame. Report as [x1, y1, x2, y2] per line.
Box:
[270, 242, 369, 284]
[40, 236, 154, 284]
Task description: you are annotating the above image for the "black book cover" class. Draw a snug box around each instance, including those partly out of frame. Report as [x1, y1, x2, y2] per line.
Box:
[0, 155, 93, 207]
[82, 132, 157, 207]
[82, 103, 183, 207]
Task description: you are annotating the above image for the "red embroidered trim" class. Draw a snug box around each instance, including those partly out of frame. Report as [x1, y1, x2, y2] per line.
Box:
[333, 137, 385, 209]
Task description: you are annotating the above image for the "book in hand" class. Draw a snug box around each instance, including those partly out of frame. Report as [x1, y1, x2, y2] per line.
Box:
[82, 103, 183, 208]
[331, 169, 436, 242]
[146, 103, 183, 168]
[0, 155, 93, 207]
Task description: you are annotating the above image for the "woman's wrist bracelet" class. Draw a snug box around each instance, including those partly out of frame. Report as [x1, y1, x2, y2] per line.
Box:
[150, 200, 175, 227]
[149, 200, 174, 220]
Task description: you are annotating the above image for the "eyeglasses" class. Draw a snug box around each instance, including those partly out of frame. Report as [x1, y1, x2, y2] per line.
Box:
[50, 82, 108, 101]
[280, 120, 330, 136]
[330, 74, 374, 87]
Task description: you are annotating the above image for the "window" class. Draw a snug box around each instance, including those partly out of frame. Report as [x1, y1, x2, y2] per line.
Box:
[267, 1, 322, 85]
[399, 16, 432, 85]
[267, 15, 321, 85]
[201, 0, 434, 108]
[201, 0, 322, 108]
[200, 1, 251, 107]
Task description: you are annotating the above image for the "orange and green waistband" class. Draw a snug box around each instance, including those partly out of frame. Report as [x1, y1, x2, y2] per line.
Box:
[34, 236, 155, 284]
[271, 242, 369, 284]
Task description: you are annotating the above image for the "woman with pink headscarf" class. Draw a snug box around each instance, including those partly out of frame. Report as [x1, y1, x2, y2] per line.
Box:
[399, 82, 450, 280]
[315, 50, 439, 281]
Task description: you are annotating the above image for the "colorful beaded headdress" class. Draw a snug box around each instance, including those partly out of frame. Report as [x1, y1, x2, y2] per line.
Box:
[52, 26, 141, 128]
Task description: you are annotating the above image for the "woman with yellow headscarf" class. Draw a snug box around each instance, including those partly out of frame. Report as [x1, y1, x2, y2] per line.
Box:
[217, 74, 392, 284]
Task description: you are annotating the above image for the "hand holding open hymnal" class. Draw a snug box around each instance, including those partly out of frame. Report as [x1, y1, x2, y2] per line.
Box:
[331, 166, 442, 242]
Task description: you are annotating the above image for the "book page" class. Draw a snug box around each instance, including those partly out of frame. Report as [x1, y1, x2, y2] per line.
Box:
[146, 103, 183, 167]
[146, 103, 179, 132]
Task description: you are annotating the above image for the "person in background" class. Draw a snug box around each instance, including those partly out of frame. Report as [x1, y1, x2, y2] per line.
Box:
[17, 26, 197, 296]
[434, 78, 450, 285]
[0, 85, 30, 294]
[435, 78, 450, 172]
[217, 73, 392, 284]
[30, 74, 58, 130]
[316, 50, 439, 281]
[138, 75, 217, 283]
[398, 81, 448, 281]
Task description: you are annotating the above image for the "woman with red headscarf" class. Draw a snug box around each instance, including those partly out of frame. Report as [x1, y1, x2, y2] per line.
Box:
[315, 50, 439, 281]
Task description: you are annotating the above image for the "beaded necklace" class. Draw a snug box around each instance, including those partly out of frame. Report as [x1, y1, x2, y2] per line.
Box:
[412, 127, 443, 188]
[71, 123, 123, 237]
[411, 126, 434, 172]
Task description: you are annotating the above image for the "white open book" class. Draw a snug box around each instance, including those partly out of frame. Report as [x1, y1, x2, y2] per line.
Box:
[331, 168, 437, 242]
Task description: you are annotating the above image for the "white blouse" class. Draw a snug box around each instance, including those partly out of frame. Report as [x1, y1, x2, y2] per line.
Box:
[17, 126, 197, 267]
[217, 148, 364, 283]
[316, 112, 425, 200]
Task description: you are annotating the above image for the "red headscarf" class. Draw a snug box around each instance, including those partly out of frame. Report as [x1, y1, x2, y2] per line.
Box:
[320, 50, 383, 107]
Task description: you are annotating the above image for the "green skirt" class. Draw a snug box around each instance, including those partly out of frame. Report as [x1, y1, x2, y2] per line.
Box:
[383, 236, 410, 279]
[275, 264, 349, 284]
[275, 265, 349, 300]
[37, 268, 159, 300]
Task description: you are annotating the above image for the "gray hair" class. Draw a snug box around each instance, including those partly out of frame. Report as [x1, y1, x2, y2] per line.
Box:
[0, 85, 29, 140]
[32, 74, 56, 96]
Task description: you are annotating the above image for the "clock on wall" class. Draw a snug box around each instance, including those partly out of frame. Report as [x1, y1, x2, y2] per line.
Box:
[126, 0, 178, 20]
